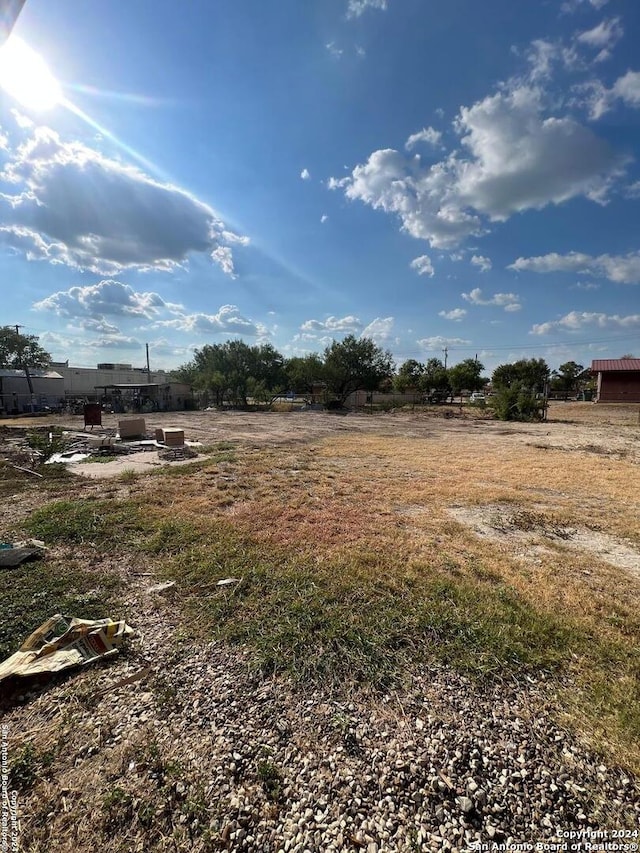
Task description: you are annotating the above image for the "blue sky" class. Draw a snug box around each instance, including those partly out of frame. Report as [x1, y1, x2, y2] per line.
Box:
[1, 0, 639, 374]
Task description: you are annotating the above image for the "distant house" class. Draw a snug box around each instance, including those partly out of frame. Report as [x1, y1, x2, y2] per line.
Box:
[591, 359, 640, 403]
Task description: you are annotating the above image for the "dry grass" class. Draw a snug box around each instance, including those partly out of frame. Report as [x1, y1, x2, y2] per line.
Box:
[116, 420, 640, 769]
[3, 404, 640, 816]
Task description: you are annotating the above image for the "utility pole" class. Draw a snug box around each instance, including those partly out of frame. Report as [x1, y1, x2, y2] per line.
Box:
[15, 324, 35, 411]
[442, 346, 448, 369]
[145, 343, 151, 382]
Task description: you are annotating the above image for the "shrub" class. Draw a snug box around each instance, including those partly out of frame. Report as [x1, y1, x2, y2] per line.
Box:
[490, 382, 545, 421]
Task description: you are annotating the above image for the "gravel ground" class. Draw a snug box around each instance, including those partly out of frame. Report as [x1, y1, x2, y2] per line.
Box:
[6, 590, 639, 852]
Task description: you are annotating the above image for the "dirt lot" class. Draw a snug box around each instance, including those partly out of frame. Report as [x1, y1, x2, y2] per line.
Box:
[12, 398, 639, 450]
[1, 402, 639, 851]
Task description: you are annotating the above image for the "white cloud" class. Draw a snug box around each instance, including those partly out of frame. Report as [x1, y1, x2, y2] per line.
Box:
[562, 0, 610, 12]
[347, 0, 387, 18]
[509, 251, 640, 284]
[301, 315, 362, 333]
[410, 255, 434, 277]
[156, 305, 264, 336]
[625, 181, 640, 199]
[612, 71, 640, 107]
[405, 127, 443, 151]
[525, 39, 581, 83]
[462, 287, 521, 311]
[330, 85, 623, 250]
[33, 280, 183, 320]
[291, 333, 334, 348]
[10, 109, 34, 129]
[77, 317, 121, 334]
[360, 317, 394, 344]
[320, 214, 329, 223]
[454, 86, 622, 213]
[147, 339, 198, 359]
[581, 71, 640, 119]
[439, 308, 467, 321]
[531, 311, 640, 334]
[41, 329, 141, 353]
[470, 254, 492, 272]
[0, 126, 246, 275]
[300, 168, 311, 180]
[85, 334, 141, 350]
[572, 281, 600, 290]
[418, 336, 471, 349]
[325, 42, 344, 59]
[576, 17, 623, 60]
[211, 246, 238, 278]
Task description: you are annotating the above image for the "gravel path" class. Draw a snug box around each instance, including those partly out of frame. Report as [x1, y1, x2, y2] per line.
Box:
[8, 595, 638, 852]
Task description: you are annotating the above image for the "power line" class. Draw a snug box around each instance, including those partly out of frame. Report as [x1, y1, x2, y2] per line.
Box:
[14, 323, 639, 360]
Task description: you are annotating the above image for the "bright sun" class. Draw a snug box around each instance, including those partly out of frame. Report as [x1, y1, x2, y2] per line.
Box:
[0, 35, 61, 112]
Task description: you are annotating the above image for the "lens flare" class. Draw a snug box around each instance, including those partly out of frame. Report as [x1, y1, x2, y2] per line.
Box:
[0, 35, 61, 111]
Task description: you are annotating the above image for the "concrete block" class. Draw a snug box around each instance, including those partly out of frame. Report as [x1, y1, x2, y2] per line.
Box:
[118, 418, 146, 439]
[162, 428, 185, 447]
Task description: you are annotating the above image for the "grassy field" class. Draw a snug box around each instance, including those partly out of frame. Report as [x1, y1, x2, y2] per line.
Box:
[2, 406, 640, 776]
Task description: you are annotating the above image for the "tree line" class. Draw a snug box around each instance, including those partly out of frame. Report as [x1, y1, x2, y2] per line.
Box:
[172, 335, 395, 407]
[0, 325, 598, 419]
[172, 336, 593, 416]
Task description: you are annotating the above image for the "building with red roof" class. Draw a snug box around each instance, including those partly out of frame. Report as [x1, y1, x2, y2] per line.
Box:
[591, 359, 640, 403]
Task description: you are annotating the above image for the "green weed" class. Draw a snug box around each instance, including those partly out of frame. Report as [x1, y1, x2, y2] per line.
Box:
[24, 498, 149, 546]
[102, 787, 134, 831]
[0, 557, 122, 661]
[257, 757, 284, 802]
[10, 743, 55, 790]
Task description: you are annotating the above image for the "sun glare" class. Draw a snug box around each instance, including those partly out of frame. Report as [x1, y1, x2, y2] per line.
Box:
[0, 35, 61, 112]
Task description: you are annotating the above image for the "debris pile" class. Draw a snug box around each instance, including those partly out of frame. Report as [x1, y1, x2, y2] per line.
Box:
[0, 421, 200, 472]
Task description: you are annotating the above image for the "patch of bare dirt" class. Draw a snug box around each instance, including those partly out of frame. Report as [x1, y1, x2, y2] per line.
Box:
[448, 504, 640, 580]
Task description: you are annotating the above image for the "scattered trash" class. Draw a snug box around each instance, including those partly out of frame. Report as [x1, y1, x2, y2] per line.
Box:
[96, 666, 150, 696]
[438, 770, 455, 790]
[6, 462, 43, 478]
[158, 446, 197, 461]
[0, 614, 135, 683]
[45, 451, 91, 465]
[216, 577, 241, 587]
[146, 580, 176, 593]
[0, 539, 46, 568]
[87, 435, 117, 449]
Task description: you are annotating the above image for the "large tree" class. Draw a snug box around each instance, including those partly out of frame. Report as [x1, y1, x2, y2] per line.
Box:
[448, 358, 485, 395]
[550, 361, 584, 400]
[422, 357, 450, 396]
[0, 326, 51, 370]
[285, 354, 325, 400]
[174, 340, 286, 408]
[323, 335, 394, 405]
[393, 359, 424, 394]
[492, 358, 549, 394]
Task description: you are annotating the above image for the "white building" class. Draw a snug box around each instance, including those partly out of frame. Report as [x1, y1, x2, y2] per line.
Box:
[49, 361, 175, 398]
[0, 369, 65, 414]
[48, 362, 191, 411]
